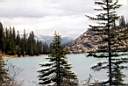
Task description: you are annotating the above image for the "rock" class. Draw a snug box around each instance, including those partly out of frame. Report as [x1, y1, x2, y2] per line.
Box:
[67, 29, 98, 53]
[68, 27, 128, 53]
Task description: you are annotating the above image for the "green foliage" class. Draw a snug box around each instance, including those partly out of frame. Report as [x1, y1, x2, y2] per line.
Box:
[0, 59, 11, 86]
[86, 0, 128, 85]
[0, 22, 4, 52]
[0, 22, 44, 56]
[42, 42, 49, 54]
[38, 33, 78, 86]
[119, 16, 126, 27]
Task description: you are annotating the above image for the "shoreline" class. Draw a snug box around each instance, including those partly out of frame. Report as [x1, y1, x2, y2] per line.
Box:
[0, 54, 17, 60]
[0, 53, 86, 60]
[1, 54, 47, 59]
[0, 52, 18, 60]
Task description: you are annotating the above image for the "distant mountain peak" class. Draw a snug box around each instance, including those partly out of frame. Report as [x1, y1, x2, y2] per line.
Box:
[68, 26, 128, 53]
[67, 29, 98, 53]
[38, 35, 73, 45]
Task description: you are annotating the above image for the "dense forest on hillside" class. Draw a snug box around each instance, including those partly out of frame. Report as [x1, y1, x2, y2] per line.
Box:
[0, 22, 49, 56]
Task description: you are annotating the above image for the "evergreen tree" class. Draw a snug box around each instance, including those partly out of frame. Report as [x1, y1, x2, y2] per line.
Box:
[0, 57, 11, 86]
[119, 16, 126, 27]
[27, 31, 36, 56]
[8, 27, 16, 55]
[15, 31, 20, 46]
[36, 40, 43, 55]
[20, 30, 27, 56]
[15, 31, 21, 56]
[23, 30, 27, 55]
[4, 28, 9, 54]
[0, 22, 43, 56]
[112, 61, 125, 85]
[0, 22, 4, 52]
[42, 42, 49, 54]
[12, 27, 16, 42]
[38, 33, 78, 86]
[86, 0, 128, 85]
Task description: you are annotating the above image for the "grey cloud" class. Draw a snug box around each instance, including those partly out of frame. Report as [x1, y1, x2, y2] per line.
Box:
[0, 0, 94, 18]
[0, 0, 127, 38]
[0, 15, 88, 38]
[0, 0, 126, 18]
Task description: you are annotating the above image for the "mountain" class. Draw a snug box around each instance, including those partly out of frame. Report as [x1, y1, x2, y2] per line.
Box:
[38, 35, 73, 46]
[68, 26, 128, 53]
[67, 29, 98, 53]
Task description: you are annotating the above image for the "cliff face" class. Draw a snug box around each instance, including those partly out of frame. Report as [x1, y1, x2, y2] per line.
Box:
[68, 27, 128, 53]
[68, 29, 99, 53]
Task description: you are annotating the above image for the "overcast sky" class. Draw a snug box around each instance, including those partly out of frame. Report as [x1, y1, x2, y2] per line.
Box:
[0, 0, 127, 38]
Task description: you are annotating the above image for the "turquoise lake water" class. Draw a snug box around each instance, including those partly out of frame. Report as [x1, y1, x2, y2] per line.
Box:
[5, 54, 128, 86]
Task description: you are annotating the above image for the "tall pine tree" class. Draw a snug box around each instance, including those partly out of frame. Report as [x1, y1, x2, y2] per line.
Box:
[119, 16, 126, 27]
[38, 32, 78, 86]
[86, 0, 128, 85]
[27, 31, 36, 56]
[0, 22, 4, 52]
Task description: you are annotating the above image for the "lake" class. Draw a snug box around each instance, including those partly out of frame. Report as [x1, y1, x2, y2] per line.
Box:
[5, 54, 128, 86]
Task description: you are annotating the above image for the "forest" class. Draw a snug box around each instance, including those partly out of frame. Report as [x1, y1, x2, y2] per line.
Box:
[0, 0, 128, 86]
[0, 22, 50, 56]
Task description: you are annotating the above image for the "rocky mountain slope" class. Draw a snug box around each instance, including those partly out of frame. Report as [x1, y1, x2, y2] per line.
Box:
[68, 29, 98, 53]
[68, 26, 128, 53]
